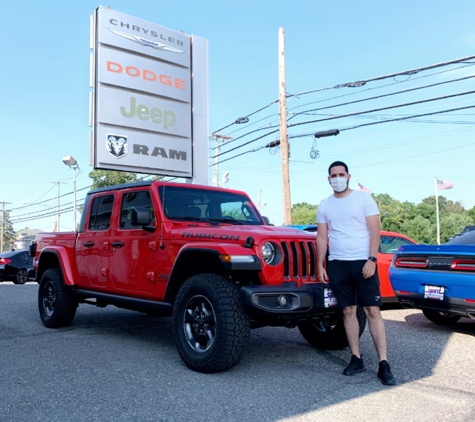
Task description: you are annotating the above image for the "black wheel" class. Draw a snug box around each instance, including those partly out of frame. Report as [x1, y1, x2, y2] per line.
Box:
[173, 273, 250, 373]
[298, 306, 367, 350]
[13, 269, 28, 285]
[38, 268, 78, 328]
[422, 309, 461, 325]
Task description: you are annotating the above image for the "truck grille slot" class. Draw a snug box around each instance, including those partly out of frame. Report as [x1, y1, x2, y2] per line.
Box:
[281, 241, 316, 281]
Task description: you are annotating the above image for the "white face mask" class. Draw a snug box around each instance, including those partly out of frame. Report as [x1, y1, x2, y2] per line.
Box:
[330, 177, 348, 193]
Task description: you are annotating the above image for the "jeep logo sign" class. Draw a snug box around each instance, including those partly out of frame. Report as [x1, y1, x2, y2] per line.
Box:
[90, 6, 208, 182]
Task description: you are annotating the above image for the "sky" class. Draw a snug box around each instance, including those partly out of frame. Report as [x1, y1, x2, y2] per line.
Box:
[2, 0, 475, 232]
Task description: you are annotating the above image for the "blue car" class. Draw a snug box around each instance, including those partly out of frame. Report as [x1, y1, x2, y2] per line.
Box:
[389, 231, 475, 325]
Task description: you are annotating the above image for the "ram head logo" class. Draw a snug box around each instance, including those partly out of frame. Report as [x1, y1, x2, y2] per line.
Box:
[106, 134, 128, 159]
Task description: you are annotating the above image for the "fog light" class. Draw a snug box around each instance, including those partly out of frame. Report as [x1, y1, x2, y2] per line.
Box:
[277, 295, 288, 307]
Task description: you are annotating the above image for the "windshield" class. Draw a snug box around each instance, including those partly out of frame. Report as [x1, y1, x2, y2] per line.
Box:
[158, 186, 264, 225]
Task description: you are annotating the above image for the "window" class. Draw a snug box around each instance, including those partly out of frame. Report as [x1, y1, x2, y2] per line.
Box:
[120, 190, 154, 229]
[88, 195, 114, 231]
[158, 186, 263, 224]
[380, 235, 416, 254]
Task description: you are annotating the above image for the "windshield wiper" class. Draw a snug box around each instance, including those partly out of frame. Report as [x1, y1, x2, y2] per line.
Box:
[170, 216, 219, 226]
[209, 217, 245, 225]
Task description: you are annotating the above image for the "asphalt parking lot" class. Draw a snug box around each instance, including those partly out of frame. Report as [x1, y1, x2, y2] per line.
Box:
[1, 283, 474, 422]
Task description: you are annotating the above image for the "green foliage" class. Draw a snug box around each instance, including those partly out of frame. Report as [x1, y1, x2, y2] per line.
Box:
[1, 211, 16, 251]
[88, 170, 163, 190]
[88, 170, 138, 189]
[291, 202, 318, 225]
[439, 213, 474, 243]
[467, 205, 475, 223]
[401, 215, 433, 244]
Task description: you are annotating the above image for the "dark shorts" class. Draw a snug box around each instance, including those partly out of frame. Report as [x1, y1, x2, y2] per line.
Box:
[327, 260, 382, 308]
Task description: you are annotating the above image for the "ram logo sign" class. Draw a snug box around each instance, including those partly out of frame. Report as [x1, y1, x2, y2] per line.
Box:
[107, 135, 128, 158]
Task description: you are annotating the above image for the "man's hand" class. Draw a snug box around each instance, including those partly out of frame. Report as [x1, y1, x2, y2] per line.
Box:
[318, 266, 330, 283]
[362, 260, 377, 279]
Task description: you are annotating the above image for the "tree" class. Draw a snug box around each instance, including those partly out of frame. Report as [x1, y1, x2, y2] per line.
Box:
[1, 211, 16, 251]
[401, 215, 433, 244]
[467, 205, 475, 223]
[88, 170, 139, 189]
[439, 213, 474, 243]
[291, 202, 318, 225]
[374, 194, 407, 233]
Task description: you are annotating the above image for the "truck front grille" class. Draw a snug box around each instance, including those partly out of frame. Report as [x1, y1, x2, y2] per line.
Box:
[281, 241, 317, 281]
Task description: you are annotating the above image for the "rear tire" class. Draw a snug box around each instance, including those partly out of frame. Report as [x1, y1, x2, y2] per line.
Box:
[422, 309, 461, 325]
[298, 306, 367, 350]
[38, 268, 78, 328]
[13, 269, 28, 285]
[173, 273, 250, 373]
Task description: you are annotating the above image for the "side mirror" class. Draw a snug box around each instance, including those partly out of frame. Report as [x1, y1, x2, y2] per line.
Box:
[131, 207, 156, 232]
[262, 216, 273, 226]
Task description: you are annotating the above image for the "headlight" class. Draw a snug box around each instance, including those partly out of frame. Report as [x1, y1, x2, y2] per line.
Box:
[261, 242, 276, 264]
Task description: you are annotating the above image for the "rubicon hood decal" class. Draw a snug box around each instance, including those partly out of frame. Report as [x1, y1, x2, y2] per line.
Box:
[108, 28, 185, 53]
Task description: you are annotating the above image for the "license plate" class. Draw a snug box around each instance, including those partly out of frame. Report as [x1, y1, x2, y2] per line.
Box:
[324, 287, 338, 308]
[424, 285, 445, 300]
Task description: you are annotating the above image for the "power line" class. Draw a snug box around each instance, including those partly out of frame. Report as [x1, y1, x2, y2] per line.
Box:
[215, 104, 475, 165]
[211, 90, 475, 162]
[211, 55, 475, 136]
[210, 69, 475, 153]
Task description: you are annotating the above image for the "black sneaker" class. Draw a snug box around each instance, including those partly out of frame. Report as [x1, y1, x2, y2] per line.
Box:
[343, 355, 365, 376]
[378, 360, 396, 385]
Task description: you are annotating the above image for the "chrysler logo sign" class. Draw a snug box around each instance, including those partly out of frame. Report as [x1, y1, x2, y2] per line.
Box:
[108, 28, 185, 53]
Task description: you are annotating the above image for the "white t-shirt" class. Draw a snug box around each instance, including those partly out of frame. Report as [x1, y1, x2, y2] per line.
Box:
[316, 190, 379, 261]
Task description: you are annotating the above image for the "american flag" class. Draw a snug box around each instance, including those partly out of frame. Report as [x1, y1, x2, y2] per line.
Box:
[437, 179, 454, 190]
[355, 181, 372, 194]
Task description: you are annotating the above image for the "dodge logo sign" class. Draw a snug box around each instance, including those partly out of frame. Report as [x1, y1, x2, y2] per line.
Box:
[107, 134, 128, 158]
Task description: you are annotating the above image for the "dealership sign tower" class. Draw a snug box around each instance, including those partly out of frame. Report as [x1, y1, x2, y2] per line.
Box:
[89, 6, 208, 183]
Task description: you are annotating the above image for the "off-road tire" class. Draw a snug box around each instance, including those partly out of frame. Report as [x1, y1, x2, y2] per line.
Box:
[298, 306, 367, 350]
[422, 309, 461, 325]
[173, 273, 250, 373]
[13, 269, 28, 285]
[38, 268, 78, 328]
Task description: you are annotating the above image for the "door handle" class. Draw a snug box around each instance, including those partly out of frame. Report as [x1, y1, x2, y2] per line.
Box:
[111, 241, 124, 248]
[83, 241, 94, 247]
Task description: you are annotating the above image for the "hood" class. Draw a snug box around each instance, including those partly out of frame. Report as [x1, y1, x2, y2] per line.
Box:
[167, 223, 315, 244]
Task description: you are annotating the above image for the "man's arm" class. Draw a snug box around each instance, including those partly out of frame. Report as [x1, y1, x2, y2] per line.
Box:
[366, 214, 381, 257]
[316, 222, 329, 282]
[362, 214, 380, 279]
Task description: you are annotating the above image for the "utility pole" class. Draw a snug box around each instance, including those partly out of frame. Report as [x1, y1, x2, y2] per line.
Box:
[278, 27, 292, 225]
[0, 201, 12, 252]
[52, 181, 67, 232]
[212, 133, 232, 187]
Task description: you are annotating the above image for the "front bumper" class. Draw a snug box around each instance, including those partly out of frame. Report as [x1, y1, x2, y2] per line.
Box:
[240, 282, 338, 317]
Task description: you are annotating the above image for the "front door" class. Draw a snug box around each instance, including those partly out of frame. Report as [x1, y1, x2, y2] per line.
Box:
[108, 189, 158, 294]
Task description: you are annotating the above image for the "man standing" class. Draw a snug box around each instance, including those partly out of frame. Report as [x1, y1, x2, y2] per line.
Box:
[316, 160, 395, 386]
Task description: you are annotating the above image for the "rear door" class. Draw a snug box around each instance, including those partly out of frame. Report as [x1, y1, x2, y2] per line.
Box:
[76, 193, 115, 289]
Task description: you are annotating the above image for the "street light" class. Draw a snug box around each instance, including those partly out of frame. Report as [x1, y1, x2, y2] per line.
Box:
[62, 156, 79, 230]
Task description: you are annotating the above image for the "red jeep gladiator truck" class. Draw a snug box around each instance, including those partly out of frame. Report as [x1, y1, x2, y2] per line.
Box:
[31, 180, 366, 373]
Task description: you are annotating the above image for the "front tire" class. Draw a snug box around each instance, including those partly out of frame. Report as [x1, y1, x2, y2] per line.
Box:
[298, 306, 367, 350]
[422, 309, 461, 325]
[38, 268, 78, 328]
[13, 268, 28, 285]
[173, 273, 250, 373]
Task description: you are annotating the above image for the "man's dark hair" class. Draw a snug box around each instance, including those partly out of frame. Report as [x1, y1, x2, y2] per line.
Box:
[328, 161, 348, 175]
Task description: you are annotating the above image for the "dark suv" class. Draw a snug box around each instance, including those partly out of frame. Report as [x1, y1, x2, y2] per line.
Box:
[0, 250, 34, 284]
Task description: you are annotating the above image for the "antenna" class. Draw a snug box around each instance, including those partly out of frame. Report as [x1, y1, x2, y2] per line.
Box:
[159, 183, 165, 249]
